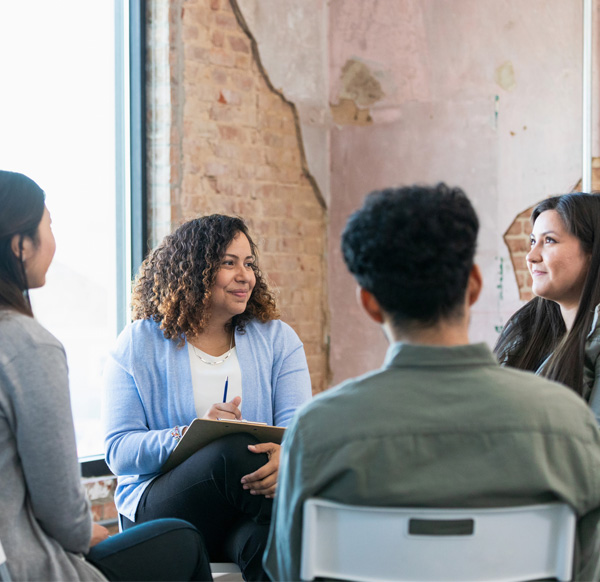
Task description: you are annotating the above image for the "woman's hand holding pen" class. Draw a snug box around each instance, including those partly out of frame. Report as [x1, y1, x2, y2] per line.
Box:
[241, 442, 280, 498]
[203, 396, 242, 420]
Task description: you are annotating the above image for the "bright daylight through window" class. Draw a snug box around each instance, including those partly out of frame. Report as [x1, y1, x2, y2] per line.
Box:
[0, 2, 131, 458]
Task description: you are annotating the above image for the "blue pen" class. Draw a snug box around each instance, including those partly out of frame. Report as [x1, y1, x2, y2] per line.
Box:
[223, 376, 229, 403]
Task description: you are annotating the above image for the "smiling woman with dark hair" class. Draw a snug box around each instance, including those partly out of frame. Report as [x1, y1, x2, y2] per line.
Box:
[103, 214, 312, 581]
[495, 192, 600, 422]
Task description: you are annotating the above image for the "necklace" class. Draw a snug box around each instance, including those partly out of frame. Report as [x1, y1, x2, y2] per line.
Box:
[191, 332, 234, 366]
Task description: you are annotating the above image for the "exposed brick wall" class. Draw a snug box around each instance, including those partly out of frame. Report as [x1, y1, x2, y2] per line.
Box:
[503, 158, 600, 301]
[84, 477, 119, 535]
[503, 208, 534, 302]
[151, 0, 329, 392]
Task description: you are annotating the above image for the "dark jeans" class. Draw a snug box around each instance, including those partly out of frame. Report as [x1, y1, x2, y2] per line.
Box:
[122, 433, 273, 581]
[87, 518, 212, 581]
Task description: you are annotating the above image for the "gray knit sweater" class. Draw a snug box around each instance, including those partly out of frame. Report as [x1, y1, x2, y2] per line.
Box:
[0, 310, 105, 581]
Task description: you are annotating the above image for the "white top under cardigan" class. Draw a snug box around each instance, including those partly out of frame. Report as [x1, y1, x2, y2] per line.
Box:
[102, 317, 312, 521]
[187, 343, 243, 417]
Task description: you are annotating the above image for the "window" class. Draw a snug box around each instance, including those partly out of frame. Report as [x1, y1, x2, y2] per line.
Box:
[0, 0, 144, 459]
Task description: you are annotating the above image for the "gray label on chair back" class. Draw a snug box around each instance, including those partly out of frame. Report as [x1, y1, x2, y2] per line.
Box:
[408, 518, 474, 536]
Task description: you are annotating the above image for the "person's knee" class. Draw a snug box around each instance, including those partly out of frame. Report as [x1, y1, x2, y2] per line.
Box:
[170, 432, 268, 493]
[89, 518, 212, 581]
[219, 432, 261, 449]
[150, 517, 201, 535]
[203, 432, 267, 476]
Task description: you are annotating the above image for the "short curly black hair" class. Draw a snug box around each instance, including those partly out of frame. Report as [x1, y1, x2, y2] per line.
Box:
[132, 214, 279, 344]
[341, 183, 479, 327]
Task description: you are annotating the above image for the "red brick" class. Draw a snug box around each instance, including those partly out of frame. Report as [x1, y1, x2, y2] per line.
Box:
[215, 12, 237, 28]
[188, 45, 210, 61]
[183, 25, 200, 41]
[231, 72, 254, 92]
[516, 270, 529, 287]
[103, 502, 119, 520]
[264, 133, 283, 148]
[228, 35, 250, 54]
[235, 54, 252, 69]
[504, 220, 522, 236]
[91, 505, 103, 522]
[282, 134, 299, 149]
[211, 68, 228, 85]
[266, 148, 299, 168]
[211, 30, 224, 47]
[219, 89, 243, 106]
[218, 125, 244, 141]
[212, 143, 240, 160]
[239, 146, 264, 165]
[204, 161, 228, 176]
[237, 164, 255, 180]
[259, 237, 279, 253]
[209, 49, 236, 68]
[304, 237, 323, 255]
[180, 6, 206, 29]
[255, 165, 274, 181]
[504, 236, 530, 253]
[258, 91, 280, 110]
[278, 237, 304, 254]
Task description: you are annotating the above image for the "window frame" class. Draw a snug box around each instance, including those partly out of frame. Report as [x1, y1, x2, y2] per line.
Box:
[80, 0, 147, 475]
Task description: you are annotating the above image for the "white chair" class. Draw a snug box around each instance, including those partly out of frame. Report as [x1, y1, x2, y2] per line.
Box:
[0, 540, 12, 582]
[210, 561, 242, 581]
[300, 498, 576, 582]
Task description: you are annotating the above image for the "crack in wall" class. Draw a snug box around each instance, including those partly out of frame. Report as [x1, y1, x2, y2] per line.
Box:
[229, 0, 326, 210]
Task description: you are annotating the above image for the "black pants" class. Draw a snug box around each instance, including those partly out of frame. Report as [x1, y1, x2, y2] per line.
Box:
[87, 518, 212, 581]
[122, 433, 273, 581]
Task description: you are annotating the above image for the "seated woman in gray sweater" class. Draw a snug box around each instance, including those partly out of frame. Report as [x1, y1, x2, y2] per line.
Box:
[0, 170, 212, 581]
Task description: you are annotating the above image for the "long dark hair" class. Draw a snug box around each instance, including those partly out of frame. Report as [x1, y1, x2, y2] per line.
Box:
[131, 214, 279, 344]
[0, 171, 46, 317]
[494, 193, 600, 398]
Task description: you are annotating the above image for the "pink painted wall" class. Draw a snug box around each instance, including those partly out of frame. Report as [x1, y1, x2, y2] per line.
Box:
[328, 0, 598, 384]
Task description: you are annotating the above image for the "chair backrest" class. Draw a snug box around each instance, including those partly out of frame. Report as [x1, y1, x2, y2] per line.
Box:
[210, 561, 242, 580]
[0, 539, 12, 582]
[300, 499, 576, 582]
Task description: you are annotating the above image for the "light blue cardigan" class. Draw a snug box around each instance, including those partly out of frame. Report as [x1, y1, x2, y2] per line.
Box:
[102, 317, 312, 521]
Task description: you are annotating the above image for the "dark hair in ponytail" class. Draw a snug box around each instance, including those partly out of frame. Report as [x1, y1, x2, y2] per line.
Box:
[0, 171, 45, 316]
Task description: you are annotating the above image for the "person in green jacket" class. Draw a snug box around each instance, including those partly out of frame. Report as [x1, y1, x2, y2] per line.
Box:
[264, 183, 600, 582]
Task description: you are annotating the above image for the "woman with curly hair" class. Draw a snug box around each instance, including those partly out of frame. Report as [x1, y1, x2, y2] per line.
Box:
[103, 214, 312, 581]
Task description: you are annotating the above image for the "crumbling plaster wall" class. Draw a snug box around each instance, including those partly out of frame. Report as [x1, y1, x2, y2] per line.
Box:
[327, 0, 600, 384]
[236, 0, 330, 206]
[180, 1, 600, 387]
